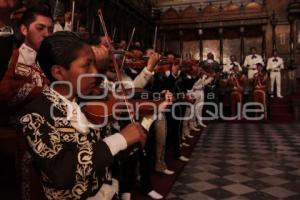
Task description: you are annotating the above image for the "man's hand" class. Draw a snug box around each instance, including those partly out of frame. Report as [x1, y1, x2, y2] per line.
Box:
[92, 45, 110, 72]
[120, 123, 147, 147]
[146, 52, 160, 72]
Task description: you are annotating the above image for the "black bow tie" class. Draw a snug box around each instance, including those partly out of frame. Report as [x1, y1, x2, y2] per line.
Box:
[273, 58, 278, 62]
[251, 55, 257, 59]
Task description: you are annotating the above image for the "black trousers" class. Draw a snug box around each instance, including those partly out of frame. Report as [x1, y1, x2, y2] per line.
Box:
[118, 129, 155, 194]
[165, 103, 184, 159]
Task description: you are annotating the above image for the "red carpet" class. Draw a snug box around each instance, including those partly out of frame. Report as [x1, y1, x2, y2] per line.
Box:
[132, 130, 202, 200]
[269, 93, 298, 123]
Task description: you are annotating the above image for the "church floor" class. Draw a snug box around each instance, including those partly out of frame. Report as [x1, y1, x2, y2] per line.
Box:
[166, 123, 300, 200]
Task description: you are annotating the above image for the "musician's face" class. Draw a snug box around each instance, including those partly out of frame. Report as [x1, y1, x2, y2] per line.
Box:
[273, 51, 278, 57]
[59, 45, 98, 96]
[207, 53, 214, 60]
[106, 70, 117, 82]
[21, 15, 53, 51]
[230, 56, 236, 62]
[251, 48, 256, 55]
[167, 54, 175, 63]
[132, 49, 143, 58]
[100, 36, 110, 48]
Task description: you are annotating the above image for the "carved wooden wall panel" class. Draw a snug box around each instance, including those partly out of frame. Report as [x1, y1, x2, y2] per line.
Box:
[223, 38, 241, 64]
[183, 41, 200, 60]
[203, 40, 220, 62]
[276, 25, 290, 53]
[244, 37, 262, 55]
[165, 41, 180, 55]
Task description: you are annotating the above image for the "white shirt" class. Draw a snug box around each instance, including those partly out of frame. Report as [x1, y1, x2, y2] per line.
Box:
[266, 56, 284, 71]
[243, 54, 264, 69]
[53, 21, 64, 33]
[18, 43, 37, 66]
[64, 21, 72, 31]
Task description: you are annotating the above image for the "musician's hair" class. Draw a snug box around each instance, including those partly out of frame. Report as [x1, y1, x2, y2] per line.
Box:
[165, 51, 180, 58]
[129, 45, 143, 52]
[37, 31, 87, 82]
[21, 3, 52, 27]
[89, 34, 101, 45]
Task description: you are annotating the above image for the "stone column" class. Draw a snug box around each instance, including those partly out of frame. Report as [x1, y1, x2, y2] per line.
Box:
[270, 11, 278, 51]
[262, 25, 267, 60]
[198, 28, 203, 62]
[289, 18, 295, 63]
[219, 27, 224, 65]
[179, 30, 183, 55]
[240, 26, 245, 64]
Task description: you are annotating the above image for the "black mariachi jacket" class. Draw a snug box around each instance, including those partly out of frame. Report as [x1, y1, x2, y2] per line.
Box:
[17, 86, 114, 200]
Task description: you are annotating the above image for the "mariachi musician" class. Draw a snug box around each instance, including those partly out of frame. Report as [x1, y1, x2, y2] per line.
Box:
[243, 47, 264, 80]
[228, 64, 246, 117]
[92, 40, 167, 199]
[253, 63, 268, 119]
[182, 65, 214, 137]
[151, 51, 191, 163]
[224, 55, 242, 74]
[201, 52, 221, 73]
[0, 5, 53, 110]
[200, 52, 222, 102]
[266, 50, 284, 98]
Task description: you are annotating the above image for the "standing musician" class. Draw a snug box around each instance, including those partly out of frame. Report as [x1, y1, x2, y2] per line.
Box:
[253, 63, 268, 119]
[168, 60, 198, 157]
[224, 55, 242, 74]
[201, 52, 221, 74]
[266, 50, 284, 98]
[228, 64, 246, 117]
[182, 65, 213, 139]
[53, 14, 64, 32]
[200, 52, 221, 101]
[243, 47, 264, 80]
[191, 66, 214, 129]
[0, 4, 53, 109]
[63, 11, 72, 31]
[93, 43, 166, 199]
[17, 31, 148, 200]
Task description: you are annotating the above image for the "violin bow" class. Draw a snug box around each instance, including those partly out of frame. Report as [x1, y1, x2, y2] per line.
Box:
[71, 0, 75, 31]
[76, 19, 80, 33]
[98, 9, 135, 123]
[120, 27, 135, 72]
[53, 0, 59, 19]
[153, 26, 158, 51]
[112, 27, 117, 42]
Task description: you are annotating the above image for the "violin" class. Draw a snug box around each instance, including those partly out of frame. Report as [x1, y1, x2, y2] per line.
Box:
[119, 56, 173, 72]
[83, 88, 165, 124]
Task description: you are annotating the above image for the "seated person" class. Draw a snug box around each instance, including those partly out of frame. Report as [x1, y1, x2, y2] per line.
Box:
[253, 63, 268, 119]
[17, 31, 147, 200]
[228, 64, 246, 117]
